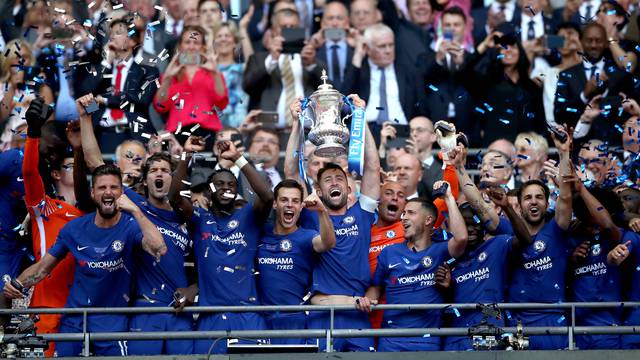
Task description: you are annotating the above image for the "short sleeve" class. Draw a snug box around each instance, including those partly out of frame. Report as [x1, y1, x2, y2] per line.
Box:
[124, 186, 146, 206]
[48, 226, 71, 259]
[0, 150, 19, 178]
[489, 217, 514, 236]
[359, 194, 378, 213]
[372, 250, 388, 287]
[126, 215, 144, 246]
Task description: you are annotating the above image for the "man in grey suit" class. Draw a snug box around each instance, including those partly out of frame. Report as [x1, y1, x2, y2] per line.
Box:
[242, 8, 324, 128]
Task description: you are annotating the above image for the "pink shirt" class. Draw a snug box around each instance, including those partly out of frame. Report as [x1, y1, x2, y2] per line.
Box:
[154, 68, 229, 132]
[433, 0, 475, 49]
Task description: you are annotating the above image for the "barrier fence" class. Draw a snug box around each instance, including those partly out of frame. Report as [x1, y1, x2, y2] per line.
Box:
[2, 302, 640, 356]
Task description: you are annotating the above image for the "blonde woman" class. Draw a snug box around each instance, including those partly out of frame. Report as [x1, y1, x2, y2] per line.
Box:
[0, 39, 53, 151]
[213, 21, 254, 128]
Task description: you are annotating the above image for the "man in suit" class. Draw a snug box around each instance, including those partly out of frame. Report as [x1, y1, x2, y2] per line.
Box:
[472, 0, 521, 45]
[77, 19, 159, 153]
[422, 6, 478, 145]
[343, 23, 424, 145]
[313, 1, 354, 93]
[248, 127, 283, 190]
[150, 0, 184, 57]
[409, 116, 443, 199]
[554, 22, 634, 145]
[242, 8, 324, 128]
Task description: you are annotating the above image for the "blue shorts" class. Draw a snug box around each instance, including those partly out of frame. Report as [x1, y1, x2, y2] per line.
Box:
[127, 301, 194, 355]
[0, 249, 25, 286]
[264, 312, 308, 345]
[508, 310, 568, 350]
[56, 314, 129, 356]
[307, 310, 374, 352]
[194, 312, 266, 354]
[378, 336, 440, 351]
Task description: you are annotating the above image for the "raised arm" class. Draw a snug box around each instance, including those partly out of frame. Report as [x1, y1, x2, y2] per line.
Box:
[117, 194, 167, 259]
[433, 152, 461, 228]
[351, 95, 380, 201]
[577, 183, 622, 245]
[76, 94, 105, 171]
[284, 98, 304, 183]
[65, 121, 93, 213]
[551, 126, 573, 231]
[22, 98, 53, 207]
[3, 254, 60, 299]
[169, 137, 203, 222]
[217, 140, 274, 217]
[455, 157, 501, 231]
[488, 186, 532, 251]
[304, 192, 336, 253]
[434, 180, 468, 258]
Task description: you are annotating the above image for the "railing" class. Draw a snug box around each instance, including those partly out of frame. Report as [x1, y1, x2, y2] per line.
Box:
[2, 302, 640, 356]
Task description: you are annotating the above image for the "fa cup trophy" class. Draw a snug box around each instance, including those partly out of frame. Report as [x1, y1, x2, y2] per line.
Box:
[304, 70, 351, 157]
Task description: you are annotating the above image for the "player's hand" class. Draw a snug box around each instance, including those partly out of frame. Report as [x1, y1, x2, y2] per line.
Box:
[347, 94, 366, 109]
[445, 145, 465, 167]
[2, 278, 25, 299]
[75, 94, 97, 119]
[303, 192, 327, 213]
[435, 263, 452, 289]
[173, 285, 198, 311]
[184, 136, 206, 153]
[629, 218, 640, 233]
[571, 241, 591, 264]
[433, 180, 452, 199]
[487, 185, 509, 208]
[65, 121, 82, 149]
[217, 140, 242, 162]
[354, 296, 377, 313]
[116, 194, 140, 214]
[542, 160, 560, 187]
[25, 97, 52, 137]
[608, 240, 631, 266]
[550, 124, 572, 153]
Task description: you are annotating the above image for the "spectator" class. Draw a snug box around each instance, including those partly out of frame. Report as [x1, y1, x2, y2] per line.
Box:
[554, 22, 634, 144]
[248, 127, 282, 189]
[243, 8, 324, 127]
[514, 131, 548, 183]
[409, 116, 443, 195]
[471, 0, 518, 45]
[346, 23, 423, 143]
[214, 21, 253, 128]
[429, 0, 474, 51]
[480, 149, 515, 188]
[531, 22, 582, 127]
[578, 139, 613, 185]
[156, 0, 184, 53]
[393, 153, 424, 199]
[408, 0, 435, 31]
[199, 0, 224, 44]
[488, 138, 517, 164]
[422, 6, 478, 143]
[472, 31, 544, 146]
[311, 1, 354, 93]
[596, 0, 637, 73]
[350, 0, 381, 32]
[77, 19, 160, 153]
[0, 39, 53, 151]
[155, 25, 229, 143]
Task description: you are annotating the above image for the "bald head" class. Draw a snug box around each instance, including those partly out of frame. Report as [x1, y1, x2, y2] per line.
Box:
[393, 153, 423, 195]
[322, 1, 349, 29]
[489, 139, 516, 162]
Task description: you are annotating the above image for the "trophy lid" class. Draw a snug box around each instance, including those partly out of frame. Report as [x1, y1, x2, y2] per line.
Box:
[312, 69, 341, 97]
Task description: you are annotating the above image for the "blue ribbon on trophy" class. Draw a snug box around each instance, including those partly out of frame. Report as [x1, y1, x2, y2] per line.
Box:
[300, 70, 366, 178]
[297, 97, 310, 184]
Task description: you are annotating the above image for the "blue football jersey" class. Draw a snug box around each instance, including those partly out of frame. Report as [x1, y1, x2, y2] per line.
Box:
[0, 149, 25, 251]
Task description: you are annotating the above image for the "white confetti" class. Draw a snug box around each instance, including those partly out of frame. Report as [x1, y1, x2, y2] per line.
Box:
[175, 122, 182, 134]
[224, 267, 234, 273]
[141, 132, 152, 139]
[88, 1, 96, 8]
[227, 249, 236, 255]
[54, 7, 66, 13]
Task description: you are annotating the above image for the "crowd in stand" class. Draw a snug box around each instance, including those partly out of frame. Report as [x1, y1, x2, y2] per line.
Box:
[1, 0, 640, 356]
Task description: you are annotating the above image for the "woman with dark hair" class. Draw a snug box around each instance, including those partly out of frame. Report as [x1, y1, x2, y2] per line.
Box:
[154, 25, 229, 145]
[466, 30, 545, 146]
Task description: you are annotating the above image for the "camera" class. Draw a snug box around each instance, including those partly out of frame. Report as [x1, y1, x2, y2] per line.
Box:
[1, 316, 49, 358]
[468, 304, 529, 351]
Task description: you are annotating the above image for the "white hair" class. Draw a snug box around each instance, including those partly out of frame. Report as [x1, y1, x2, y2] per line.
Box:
[362, 23, 393, 48]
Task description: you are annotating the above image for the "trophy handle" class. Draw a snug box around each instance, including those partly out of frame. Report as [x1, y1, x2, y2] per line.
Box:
[340, 112, 353, 127]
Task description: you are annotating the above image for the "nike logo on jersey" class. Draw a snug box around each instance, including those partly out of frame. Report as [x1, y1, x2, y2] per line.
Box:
[65, 212, 76, 217]
[16, 177, 23, 182]
[206, 220, 215, 224]
[388, 263, 401, 269]
[77, 245, 89, 251]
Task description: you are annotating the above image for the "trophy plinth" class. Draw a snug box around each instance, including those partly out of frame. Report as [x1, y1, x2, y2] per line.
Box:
[305, 70, 350, 157]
